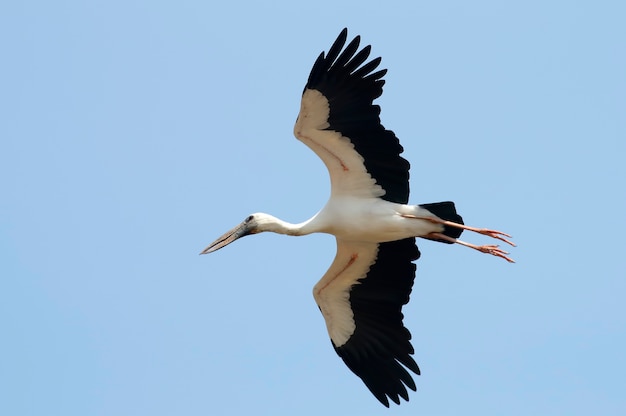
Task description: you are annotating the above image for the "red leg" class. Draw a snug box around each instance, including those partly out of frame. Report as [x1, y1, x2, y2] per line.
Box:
[402, 214, 516, 247]
[425, 232, 515, 263]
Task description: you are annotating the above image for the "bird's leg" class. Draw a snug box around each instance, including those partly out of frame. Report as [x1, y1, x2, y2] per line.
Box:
[402, 214, 516, 247]
[425, 232, 515, 263]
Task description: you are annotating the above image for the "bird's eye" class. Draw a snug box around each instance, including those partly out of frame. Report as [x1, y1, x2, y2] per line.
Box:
[246, 215, 254, 222]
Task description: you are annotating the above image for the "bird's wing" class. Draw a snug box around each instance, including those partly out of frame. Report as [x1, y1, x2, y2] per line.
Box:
[313, 237, 421, 407]
[294, 28, 410, 204]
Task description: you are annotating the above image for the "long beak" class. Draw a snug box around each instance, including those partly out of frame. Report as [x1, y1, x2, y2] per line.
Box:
[199, 222, 251, 255]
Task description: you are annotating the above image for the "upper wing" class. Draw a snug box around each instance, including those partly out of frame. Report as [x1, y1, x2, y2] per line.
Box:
[313, 237, 421, 407]
[294, 28, 410, 204]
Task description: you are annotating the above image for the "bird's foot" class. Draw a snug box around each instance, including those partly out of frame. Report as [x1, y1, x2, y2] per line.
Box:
[473, 244, 515, 263]
[473, 228, 516, 247]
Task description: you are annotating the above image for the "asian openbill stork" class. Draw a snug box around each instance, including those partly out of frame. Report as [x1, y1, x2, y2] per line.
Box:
[201, 28, 515, 407]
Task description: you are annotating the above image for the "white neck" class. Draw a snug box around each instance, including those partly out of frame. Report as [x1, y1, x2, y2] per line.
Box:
[252, 212, 317, 236]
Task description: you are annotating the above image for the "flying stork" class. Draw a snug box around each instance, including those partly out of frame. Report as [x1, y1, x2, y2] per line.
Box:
[201, 28, 515, 407]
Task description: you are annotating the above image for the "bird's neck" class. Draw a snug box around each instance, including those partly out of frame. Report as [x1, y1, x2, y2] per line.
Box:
[254, 213, 315, 236]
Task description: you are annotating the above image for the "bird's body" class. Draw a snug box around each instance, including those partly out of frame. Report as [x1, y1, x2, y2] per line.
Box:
[270, 198, 441, 242]
[201, 29, 515, 407]
[319, 199, 439, 242]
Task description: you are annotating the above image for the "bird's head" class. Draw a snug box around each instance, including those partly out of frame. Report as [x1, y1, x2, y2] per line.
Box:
[199, 214, 261, 255]
[200, 213, 282, 255]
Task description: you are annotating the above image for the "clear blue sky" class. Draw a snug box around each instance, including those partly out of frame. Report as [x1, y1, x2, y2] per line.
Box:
[2, 1, 625, 415]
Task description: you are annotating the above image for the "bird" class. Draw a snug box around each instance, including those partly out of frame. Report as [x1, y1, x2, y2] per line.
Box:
[200, 28, 515, 407]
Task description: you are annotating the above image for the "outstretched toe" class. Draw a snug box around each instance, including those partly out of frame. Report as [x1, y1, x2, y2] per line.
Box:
[477, 229, 516, 247]
[477, 244, 515, 263]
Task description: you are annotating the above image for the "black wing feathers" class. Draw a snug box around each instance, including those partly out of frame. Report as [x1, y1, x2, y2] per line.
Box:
[304, 28, 410, 204]
[334, 35, 361, 69]
[343, 45, 371, 74]
[334, 238, 421, 407]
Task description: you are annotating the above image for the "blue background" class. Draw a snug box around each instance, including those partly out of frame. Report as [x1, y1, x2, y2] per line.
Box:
[2, 1, 625, 415]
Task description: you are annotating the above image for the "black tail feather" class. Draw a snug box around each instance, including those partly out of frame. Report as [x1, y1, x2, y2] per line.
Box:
[419, 201, 464, 243]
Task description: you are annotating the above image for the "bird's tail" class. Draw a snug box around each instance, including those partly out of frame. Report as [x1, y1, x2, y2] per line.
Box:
[420, 201, 464, 243]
